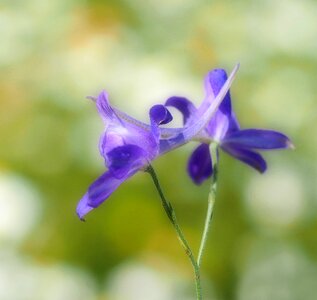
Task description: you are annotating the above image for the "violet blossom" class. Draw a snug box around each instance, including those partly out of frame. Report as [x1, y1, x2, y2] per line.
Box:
[76, 66, 239, 219]
[166, 69, 293, 185]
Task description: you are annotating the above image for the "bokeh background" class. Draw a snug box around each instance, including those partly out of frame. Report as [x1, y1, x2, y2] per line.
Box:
[1, 0, 317, 299]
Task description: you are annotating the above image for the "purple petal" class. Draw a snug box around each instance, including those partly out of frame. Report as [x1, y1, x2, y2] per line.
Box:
[96, 98, 158, 161]
[158, 65, 239, 156]
[76, 193, 93, 220]
[165, 96, 197, 125]
[107, 144, 148, 178]
[204, 69, 232, 116]
[158, 133, 186, 155]
[96, 90, 117, 121]
[187, 143, 213, 185]
[222, 129, 293, 150]
[206, 110, 230, 141]
[222, 145, 267, 173]
[207, 108, 240, 141]
[149, 105, 173, 148]
[150, 105, 173, 125]
[77, 170, 133, 220]
[99, 131, 124, 160]
[203, 69, 240, 139]
[180, 64, 239, 142]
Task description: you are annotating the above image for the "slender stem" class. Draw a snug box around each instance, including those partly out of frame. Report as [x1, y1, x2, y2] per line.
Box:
[146, 165, 202, 300]
[197, 143, 218, 268]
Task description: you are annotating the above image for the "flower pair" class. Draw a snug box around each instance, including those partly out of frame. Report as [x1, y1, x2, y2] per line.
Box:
[77, 65, 292, 220]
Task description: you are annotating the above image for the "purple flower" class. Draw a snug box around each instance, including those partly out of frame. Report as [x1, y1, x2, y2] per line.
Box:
[166, 69, 293, 185]
[76, 66, 240, 219]
[77, 91, 173, 219]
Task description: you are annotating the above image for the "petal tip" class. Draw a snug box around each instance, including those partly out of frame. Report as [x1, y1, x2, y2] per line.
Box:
[258, 159, 267, 173]
[192, 177, 205, 185]
[78, 215, 86, 222]
[253, 161, 267, 174]
[76, 209, 87, 221]
[259, 165, 267, 174]
[76, 207, 89, 221]
[76, 193, 94, 220]
[86, 95, 97, 102]
[287, 140, 295, 150]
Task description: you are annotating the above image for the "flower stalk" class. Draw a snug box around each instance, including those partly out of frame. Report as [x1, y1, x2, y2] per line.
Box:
[145, 165, 202, 300]
[197, 143, 218, 267]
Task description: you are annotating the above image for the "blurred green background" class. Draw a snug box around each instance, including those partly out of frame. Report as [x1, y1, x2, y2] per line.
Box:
[1, 0, 317, 299]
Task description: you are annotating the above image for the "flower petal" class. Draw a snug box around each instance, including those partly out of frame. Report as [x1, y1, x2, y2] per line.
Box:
[158, 65, 239, 156]
[222, 145, 267, 173]
[95, 95, 159, 162]
[150, 105, 173, 125]
[149, 104, 173, 148]
[202, 69, 240, 140]
[96, 90, 118, 122]
[206, 110, 230, 141]
[165, 96, 197, 125]
[107, 144, 148, 178]
[203, 69, 232, 116]
[222, 129, 293, 150]
[76, 170, 134, 220]
[181, 64, 240, 142]
[76, 193, 93, 220]
[187, 143, 213, 185]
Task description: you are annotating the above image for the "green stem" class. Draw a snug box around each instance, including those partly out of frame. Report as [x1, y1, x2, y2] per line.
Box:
[146, 165, 202, 300]
[197, 143, 218, 268]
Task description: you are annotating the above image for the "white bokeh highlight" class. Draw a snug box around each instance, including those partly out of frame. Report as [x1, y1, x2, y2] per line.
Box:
[0, 173, 41, 243]
[106, 262, 175, 300]
[248, 0, 317, 56]
[0, 250, 97, 300]
[237, 244, 317, 300]
[244, 166, 305, 228]
[105, 260, 202, 300]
